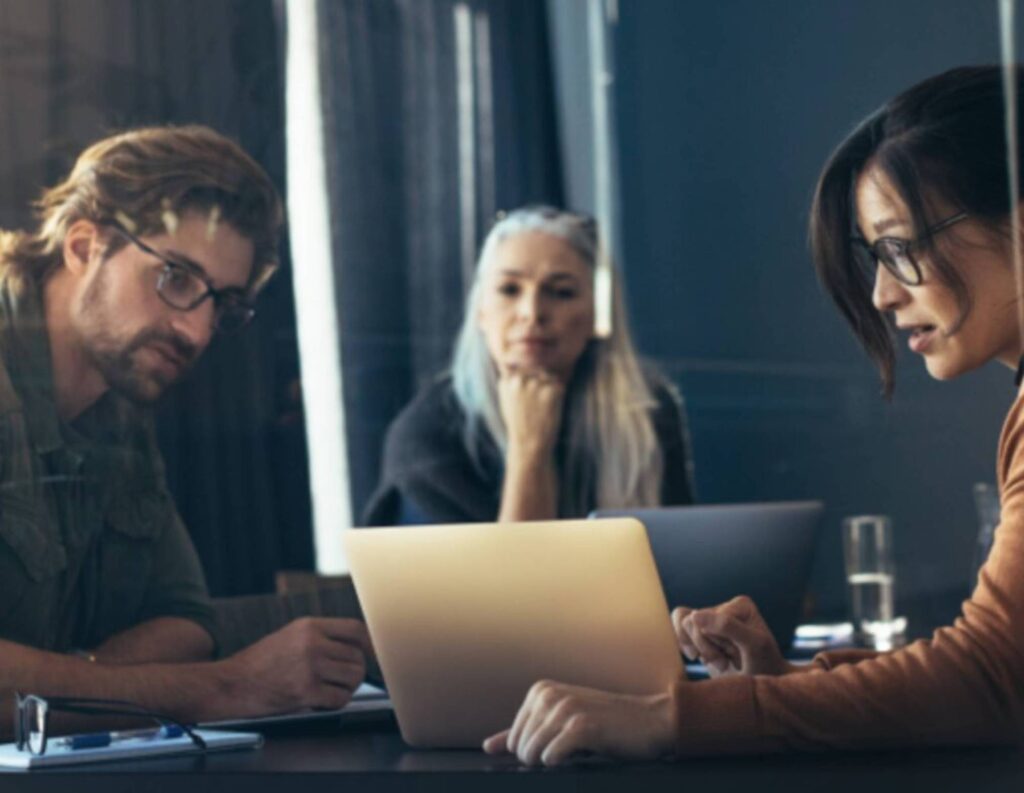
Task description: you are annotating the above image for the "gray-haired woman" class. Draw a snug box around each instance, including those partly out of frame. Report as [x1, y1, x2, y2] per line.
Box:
[363, 205, 695, 525]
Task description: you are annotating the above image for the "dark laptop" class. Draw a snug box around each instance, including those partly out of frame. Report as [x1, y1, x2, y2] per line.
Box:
[590, 502, 824, 649]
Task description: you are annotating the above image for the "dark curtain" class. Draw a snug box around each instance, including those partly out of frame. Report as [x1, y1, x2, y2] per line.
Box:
[317, 0, 564, 518]
[0, 0, 313, 595]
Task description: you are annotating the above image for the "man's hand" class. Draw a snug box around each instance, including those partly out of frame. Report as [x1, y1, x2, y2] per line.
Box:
[0, 616, 373, 736]
[482, 680, 676, 766]
[672, 596, 797, 677]
[221, 617, 371, 715]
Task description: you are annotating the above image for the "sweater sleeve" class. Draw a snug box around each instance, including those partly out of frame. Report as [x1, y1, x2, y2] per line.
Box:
[672, 394, 1024, 754]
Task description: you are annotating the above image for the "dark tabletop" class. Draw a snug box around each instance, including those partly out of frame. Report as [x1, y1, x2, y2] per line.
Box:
[3, 711, 1023, 793]
[5, 586, 1015, 792]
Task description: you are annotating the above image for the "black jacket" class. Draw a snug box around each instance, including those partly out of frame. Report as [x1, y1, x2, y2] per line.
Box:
[362, 372, 696, 525]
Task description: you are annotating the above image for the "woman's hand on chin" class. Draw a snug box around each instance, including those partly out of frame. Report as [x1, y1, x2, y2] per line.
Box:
[498, 363, 567, 462]
[482, 680, 676, 767]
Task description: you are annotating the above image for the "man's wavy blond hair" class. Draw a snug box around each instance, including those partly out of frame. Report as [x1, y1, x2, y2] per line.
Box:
[0, 125, 283, 293]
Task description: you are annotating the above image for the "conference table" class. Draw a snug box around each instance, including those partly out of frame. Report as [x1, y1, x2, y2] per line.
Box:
[6, 588, 1023, 792]
[3, 713, 1023, 793]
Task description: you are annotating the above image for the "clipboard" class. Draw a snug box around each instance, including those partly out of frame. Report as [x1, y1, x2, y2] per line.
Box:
[0, 729, 262, 769]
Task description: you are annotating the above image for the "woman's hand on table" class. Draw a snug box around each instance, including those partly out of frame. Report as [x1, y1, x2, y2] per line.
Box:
[672, 596, 799, 677]
[482, 680, 675, 766]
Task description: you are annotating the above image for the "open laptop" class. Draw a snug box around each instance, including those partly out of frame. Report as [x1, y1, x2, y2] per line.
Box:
[344, 518, 684, 748]
[590, 502, 824, 650]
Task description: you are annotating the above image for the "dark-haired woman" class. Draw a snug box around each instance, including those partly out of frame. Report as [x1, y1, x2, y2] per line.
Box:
[484, 65, 1024, 764]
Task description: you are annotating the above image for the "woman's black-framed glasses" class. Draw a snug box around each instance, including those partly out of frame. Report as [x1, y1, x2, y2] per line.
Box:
[13, 692, 207, 756]
[107, 222, 256, 334]
[852, 212, 968, 286]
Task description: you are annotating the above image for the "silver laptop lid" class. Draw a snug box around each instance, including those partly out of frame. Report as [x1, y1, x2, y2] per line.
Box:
[344, 518, 684, 748]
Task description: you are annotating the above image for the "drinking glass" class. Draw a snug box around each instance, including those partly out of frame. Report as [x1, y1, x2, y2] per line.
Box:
[843, 515, 904, 650]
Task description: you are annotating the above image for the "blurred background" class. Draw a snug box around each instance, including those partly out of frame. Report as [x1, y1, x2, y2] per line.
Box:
[0, 0, 1014, 617]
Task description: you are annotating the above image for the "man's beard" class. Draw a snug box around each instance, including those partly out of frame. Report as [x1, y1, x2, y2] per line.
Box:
[87, 327, 198, 405]
[78, 269, 198, 405]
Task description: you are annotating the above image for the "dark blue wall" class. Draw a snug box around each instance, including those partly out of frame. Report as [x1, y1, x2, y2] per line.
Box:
[614, 0, 1016, 613]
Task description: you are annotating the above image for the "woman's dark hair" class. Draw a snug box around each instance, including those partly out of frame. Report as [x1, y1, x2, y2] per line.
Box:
[810, 65, 1022, 397]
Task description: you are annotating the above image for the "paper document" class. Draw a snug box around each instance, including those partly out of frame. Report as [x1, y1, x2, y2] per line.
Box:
[199, 682, 393, 730]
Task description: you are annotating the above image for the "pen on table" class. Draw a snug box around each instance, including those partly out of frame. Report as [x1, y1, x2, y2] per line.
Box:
[56, 724, 185, 750]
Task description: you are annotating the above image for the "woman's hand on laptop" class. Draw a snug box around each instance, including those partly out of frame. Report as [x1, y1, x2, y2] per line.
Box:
[482, 680, 675, 766]
[672, 596, 799, 677]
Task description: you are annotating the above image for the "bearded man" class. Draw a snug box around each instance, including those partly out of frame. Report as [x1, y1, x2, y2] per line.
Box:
[0, 126, 368, 736]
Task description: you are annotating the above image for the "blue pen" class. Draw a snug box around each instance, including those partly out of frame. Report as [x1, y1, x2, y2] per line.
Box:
[57, 724, 184, 750]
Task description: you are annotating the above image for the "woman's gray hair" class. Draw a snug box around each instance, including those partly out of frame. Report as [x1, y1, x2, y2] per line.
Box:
[451, 205, 664, 514]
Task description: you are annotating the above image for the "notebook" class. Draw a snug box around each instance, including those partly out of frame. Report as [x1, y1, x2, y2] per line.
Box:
[0, 729, 261, 769]
[199, 682, 392, 730]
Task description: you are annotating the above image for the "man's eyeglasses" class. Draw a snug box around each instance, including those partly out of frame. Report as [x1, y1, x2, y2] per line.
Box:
[13, 692, 206, 756]
[852, 212, 968, 286]
[107, 223, 256, 334]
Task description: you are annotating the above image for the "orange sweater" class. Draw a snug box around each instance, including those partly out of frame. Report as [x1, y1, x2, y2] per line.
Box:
[673, 392, 1024, 754]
